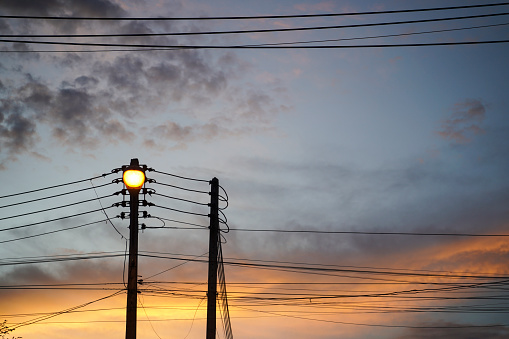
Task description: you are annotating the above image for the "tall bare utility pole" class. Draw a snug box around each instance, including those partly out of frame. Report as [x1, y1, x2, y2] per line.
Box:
[206, 177, 220, 339]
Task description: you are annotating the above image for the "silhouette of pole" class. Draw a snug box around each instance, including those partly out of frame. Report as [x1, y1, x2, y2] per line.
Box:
[206, 177, 219, 339]
[123, 159, 145, 339]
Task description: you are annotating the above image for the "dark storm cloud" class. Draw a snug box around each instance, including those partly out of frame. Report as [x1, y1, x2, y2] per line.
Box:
[0, 0, 127, 43]
[94, 55, 146, 95]
[0, 109, 37, 156]
[0, 0, 62, 16]
[395, 322, 509, 339]
[0, 0, 124, 17]
[0, 74, 134, 156]
[0, 1, 287, 166]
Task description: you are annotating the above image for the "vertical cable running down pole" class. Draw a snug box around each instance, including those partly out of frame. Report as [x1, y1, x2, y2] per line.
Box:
[206, 178, 219, 339]
[218, 240, 233, 339]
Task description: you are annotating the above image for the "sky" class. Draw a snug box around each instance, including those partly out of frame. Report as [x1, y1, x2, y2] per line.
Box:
[1, 0, 509, 338]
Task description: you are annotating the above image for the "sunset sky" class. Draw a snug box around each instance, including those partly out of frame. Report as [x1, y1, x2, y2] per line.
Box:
[1, 1, 509, 338]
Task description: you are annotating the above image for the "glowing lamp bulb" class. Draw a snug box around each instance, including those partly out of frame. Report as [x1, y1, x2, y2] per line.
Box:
[123, 170, 145, 190]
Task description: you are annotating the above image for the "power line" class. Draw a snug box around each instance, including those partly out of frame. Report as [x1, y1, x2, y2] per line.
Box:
[1, 38, 507, 50]
[147, 216, 208, 229]
[2, 12, 508, 38]
[9, 290, 124, 330]
[0, 194, 113, 221]
[152, 192, 209, 206]
[2, 249, 506, 282]
[144, 251, 209, 280]
[1, 2, 508, 21]
[4, 21, 508, 53]
[236, 306, 509, 329]
[0, 252, 125, 266]
[0, 173, 113, 199]
[136, 252, 509, 280]
[0, 218, 110, 244]
[90, 179, 126, 239]
[150, 169, 210, 183]
[222, 261, 509, 280]
[227, 227, 509, 237]
[152, 204, 209, 217]
[237, 21, 509, 47]
[0, 206, 114, 232]
[0, 182, 113, 209]
[153, 181, 209, 194]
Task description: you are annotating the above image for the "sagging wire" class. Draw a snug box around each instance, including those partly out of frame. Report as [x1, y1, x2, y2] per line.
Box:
[219, 210, 230, 233]
[152, 192, 209, 206]
[217, 238, 233, 339]
[144, 251, 209, 280]
[138, 294, 163, 339]
[153, 204, 209, 217]
[219, 185, 229, 210]
[183, 297, 207, 339]
[122, 240, 128, 288]
[149, 169, 209, 183]
[10, 290, 124, 330]
[0, 219, 110, 244]
[1, 207, 115, 232]
[0, 182, 113, 209]
[0, 172, 113, 199]
[148, 217, 208, 229]
[0, 194, 114, 221]
[90, 179, 127, 240]
[153, 181, 210, 194]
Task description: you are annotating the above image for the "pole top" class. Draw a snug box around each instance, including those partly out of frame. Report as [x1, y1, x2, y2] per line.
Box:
[130, 158, 140, 167]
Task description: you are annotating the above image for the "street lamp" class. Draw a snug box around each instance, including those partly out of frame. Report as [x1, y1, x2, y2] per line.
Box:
[123, 165, 145, 191]
[123, 158, 145, 339]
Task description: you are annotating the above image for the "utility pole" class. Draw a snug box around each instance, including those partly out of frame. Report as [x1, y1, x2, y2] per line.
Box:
[122, 159, 146, 339]
[206, 177, 219, 339]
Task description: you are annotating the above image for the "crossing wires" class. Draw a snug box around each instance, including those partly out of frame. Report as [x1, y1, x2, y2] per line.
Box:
[1, 2, 509, 52]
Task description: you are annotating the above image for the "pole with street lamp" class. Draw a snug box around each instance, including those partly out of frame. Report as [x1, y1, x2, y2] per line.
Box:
[123, 159, 146, 339]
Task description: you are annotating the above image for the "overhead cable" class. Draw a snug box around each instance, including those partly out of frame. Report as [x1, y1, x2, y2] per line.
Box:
[150, 169, 209, 183]
[0, 173, 113, 199]
[152, 192, 209, 206]
[153, 181, 209, 194]
[2, 12, 508, 38]
[227, 228, 509, 237]
[153, 204, 209, 217]
[10, 290, 124, 330]
[0, 182, 113, 209]
[1, 2, 508, 21]
[236, 306, 509, 329]
[0, 194, 113, 221]
[0, 219, 110, 244]
[1, 38, 508, 49]
[0, 206, 114, 232]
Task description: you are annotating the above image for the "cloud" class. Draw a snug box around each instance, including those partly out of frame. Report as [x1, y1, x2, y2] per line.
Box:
[0, 0, 125, 16]
[395, 321, 509, 339]
[294, 2, 336, 12]
[0, 108, 38, 158]
[436, 99, 487, 144]
[0, 0, 289, 169]
[0, 75, 134, 154]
